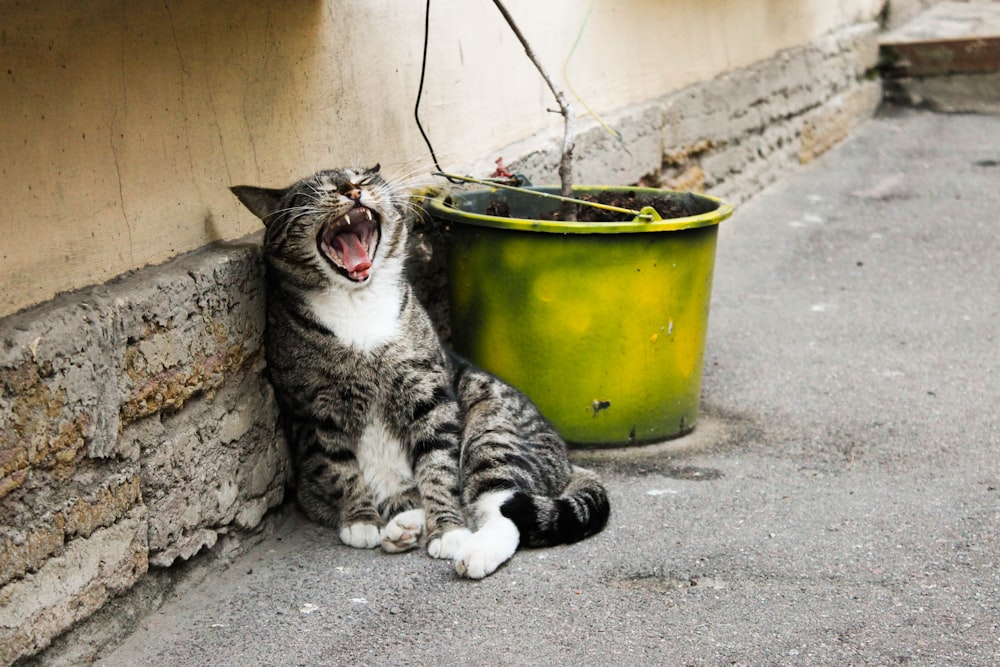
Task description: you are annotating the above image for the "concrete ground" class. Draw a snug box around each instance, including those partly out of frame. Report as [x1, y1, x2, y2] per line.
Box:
[97, 107, 999, 667]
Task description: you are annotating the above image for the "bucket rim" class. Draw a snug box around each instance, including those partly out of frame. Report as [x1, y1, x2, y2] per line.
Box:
[426, 185, 733, 234]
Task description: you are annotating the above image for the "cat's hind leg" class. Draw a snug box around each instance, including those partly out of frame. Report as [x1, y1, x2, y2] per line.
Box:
[454, 490, 520, 579]
[381, 508, 425, 553]
[377, 487, 424, 553]
[427, 527, 473, 560]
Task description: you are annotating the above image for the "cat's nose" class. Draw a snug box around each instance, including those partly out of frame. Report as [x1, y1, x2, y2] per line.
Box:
[345, 187, 362, 201]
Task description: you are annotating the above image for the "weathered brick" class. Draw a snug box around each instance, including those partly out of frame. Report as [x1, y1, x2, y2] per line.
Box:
[63, 476, 143, 540]
[0, 475, 142, 587]
[134, 360, 286, 567]
[0, 446, 28, 481]
[0, 508, 147, 665]
[800, 81, 883, 164]
[24, 514, 67, 576]
[665, 165, 706, 193]
[7, 302, 121, 447]
[115, 245, 265, 428]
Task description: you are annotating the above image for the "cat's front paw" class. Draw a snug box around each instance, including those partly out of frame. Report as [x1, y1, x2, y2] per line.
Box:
[339, 522, 381, 549]
[454, 524, 519, 579]
[427, 527, 472, 560]
[381, 509, 425, 553]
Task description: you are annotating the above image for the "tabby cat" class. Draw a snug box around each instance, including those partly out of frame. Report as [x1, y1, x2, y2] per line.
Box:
[231, 165, 609, 578]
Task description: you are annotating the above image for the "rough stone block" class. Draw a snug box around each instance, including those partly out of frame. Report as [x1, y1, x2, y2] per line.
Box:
[130, 357, 287, 567]
[800, 81, 883, 164]
[572, 104, 665, 185]
[117, 241, 265, 434]
[0, 297, 121, 476]
[0, 507, 147, 665]
[0, 474, 142, 588]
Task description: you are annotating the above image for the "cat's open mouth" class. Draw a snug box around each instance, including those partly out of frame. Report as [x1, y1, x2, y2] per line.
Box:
[317, 206, 380, 282]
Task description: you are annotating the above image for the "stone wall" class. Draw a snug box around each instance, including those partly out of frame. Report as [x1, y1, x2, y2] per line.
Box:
[0, 20, 881, 666]
[0, 241, 289, 665]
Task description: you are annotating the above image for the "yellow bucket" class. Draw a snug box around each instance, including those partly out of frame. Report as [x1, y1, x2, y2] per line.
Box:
[427, 185, 732, 446]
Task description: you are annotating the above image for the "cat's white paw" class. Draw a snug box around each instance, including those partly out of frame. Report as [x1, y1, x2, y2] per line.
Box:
[427, 527, 472, 560]
[380, 509, 425, 553]
[339, 522, 381, 549]
[454, 520, 519, 579]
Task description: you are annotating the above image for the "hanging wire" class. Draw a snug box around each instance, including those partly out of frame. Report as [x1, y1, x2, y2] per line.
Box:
[411, 0, 659, 221]
[562, 0, 630, 153]
[414, 0, 463, 184]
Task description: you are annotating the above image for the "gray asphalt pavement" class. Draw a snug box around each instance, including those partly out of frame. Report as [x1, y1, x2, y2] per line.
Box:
[99, 107, 1000, 666]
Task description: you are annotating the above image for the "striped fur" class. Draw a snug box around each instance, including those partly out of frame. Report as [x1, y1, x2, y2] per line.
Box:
[231, 166, 609, 578]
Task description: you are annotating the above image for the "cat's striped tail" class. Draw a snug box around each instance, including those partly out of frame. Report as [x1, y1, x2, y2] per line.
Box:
[499, 466, 610, 548]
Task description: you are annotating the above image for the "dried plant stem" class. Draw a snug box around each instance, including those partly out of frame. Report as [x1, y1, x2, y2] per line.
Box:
[492, 0, 577, 220]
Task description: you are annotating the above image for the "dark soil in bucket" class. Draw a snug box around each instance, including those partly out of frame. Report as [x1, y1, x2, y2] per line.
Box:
[484, 190, 717, 222]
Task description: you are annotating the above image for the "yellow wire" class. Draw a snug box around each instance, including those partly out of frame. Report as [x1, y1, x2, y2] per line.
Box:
[562, 0, 625, 145]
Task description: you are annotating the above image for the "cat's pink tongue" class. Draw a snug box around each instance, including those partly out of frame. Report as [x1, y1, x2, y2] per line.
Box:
[334, 232, 372, 278]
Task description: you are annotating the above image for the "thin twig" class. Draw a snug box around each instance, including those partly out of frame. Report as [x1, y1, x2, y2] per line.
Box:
[434, 171, 655, 219]
[492, 0, 576, 220]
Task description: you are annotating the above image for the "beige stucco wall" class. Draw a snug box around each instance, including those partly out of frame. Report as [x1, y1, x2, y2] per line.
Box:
[0, 0, 884, 319]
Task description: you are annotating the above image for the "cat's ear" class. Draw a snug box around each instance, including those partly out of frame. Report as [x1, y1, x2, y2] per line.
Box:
[230, 185, 286, 226]
[368, 163, 381, 174]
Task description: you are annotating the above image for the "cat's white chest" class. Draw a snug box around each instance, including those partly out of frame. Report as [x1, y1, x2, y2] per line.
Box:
[305, 278, 401, 352]
[355, 419, 413, 503]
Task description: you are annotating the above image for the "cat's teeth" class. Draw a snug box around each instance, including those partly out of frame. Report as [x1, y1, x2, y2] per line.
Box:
[365, 209, 373, 221]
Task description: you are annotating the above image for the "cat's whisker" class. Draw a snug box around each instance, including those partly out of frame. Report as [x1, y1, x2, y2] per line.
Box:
[268, 205, 320, 221]
[382, 156, 452, 187]
[302, 183, 326, 202]
[396, 203, 427, 220]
